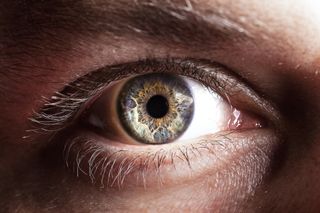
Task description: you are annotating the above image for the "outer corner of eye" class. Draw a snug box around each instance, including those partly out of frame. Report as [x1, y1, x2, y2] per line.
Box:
[83, 72, 266, 146]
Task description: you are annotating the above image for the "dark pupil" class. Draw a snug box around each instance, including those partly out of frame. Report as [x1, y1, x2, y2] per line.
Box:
[146, 95, 169, 118]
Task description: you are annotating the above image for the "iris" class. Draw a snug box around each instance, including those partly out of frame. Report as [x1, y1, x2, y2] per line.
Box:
[117, 73, 194, 144]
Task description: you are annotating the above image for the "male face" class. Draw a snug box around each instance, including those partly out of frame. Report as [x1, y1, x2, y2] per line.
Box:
[0, 0, 319, 212]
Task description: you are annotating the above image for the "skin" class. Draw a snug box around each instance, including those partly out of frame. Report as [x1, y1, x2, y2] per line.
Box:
[0, 0, 319, 212]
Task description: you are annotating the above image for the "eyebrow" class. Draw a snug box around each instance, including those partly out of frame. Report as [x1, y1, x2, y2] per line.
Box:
[6, 0, 252, 51]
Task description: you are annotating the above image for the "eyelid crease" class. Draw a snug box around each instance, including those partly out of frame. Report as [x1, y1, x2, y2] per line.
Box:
[27, 58, 281, 139]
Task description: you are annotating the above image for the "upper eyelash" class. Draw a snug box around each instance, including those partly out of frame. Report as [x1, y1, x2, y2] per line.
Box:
[26, 58, 232, 138]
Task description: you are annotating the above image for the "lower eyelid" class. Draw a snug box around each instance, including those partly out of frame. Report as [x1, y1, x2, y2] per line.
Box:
[61, 127, 279, 190]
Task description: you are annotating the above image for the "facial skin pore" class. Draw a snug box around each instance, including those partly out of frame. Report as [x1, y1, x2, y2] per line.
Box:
[0, 0, 319, 212]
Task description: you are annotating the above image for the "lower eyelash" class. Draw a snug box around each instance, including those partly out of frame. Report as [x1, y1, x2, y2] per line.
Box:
[62, 134, 234, 190]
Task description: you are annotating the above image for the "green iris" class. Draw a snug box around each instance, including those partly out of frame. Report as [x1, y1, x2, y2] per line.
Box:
[117, 73, 194, 144]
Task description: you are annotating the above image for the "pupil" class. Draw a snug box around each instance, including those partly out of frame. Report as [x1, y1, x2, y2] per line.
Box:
[146, 95, 169, 118]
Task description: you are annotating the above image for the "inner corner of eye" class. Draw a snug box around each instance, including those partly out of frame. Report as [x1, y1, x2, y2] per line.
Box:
[227, 107, 269, 131]
[84, 72, 263, 146]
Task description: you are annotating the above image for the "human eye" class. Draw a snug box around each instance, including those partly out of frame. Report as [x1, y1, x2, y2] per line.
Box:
[30, 58, 281, 207]
[85, 65, 263, 146]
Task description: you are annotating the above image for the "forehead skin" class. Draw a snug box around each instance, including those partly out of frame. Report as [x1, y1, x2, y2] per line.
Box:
[0, 0, 320, 212]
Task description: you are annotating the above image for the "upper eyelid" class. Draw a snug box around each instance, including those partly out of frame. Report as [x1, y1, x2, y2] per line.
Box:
[27, 58, 281, 138]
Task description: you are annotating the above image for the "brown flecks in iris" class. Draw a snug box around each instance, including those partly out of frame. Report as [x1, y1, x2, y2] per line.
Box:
[117, 73, 194, 144]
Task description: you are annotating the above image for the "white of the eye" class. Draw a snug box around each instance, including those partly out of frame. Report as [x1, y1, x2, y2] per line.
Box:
[178, 77, 231, 141]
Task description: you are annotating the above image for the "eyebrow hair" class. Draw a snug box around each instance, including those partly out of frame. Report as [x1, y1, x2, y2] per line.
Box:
[4, 0, 252, 52]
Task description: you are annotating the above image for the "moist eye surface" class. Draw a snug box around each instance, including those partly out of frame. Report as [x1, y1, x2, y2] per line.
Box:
[117, 73, 194, 144]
